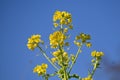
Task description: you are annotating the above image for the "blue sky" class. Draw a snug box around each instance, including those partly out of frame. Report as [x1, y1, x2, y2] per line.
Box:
[1, 0, 120, 80]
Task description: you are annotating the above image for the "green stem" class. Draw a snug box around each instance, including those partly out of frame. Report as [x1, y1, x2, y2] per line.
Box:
[63, 67, 68, 80]
[37, 45, 59, 70]
[60, 24, 63, 29]
[60, 24, 64, 33]
[91, 67, 96, 78]
[68, 45, 82, 74]
[43, 75, 47, 80]
[90, 61, 99, 78]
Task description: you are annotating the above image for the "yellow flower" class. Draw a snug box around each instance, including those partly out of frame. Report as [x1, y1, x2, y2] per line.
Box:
[91, 50, 104, 57]
[67, 18, 72, 23]
[51, 57, 57, 63]
[74, 33, 91, 48]
[53, 10, 62, 21]
[63, 52, 68, 57]
[82, 75, 93, 80]
[75, 35, 80, 40]
[99, 52, 104, 56]
[53, 10, 72, 26]
[63, 28, 68, 33]
[96, 52, 101, 57]
[41, 63, 48, 69]
[27, 34, 43, 50]
[52, 50, 60, 57]
[79, 33, 91, 43]
[82, 77, 93, 80]
[69, 25, 73, 29]
[91, 50, 97, 57]
[49, 31, 66, 48]
[53, 23, 59, 28]
[86, 42, 92, 48]
[96, 52, 104, 57]
[33, 63, 48, 76]
[60, 18, 66, 24]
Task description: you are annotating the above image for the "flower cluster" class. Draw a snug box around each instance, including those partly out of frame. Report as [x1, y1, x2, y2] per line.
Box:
[33, 63, 48, 76]
[51, 49, 69, 66]
[74, 33, 91, 47]
[91, 50, 104, 58]
[49, 31, 66, 48]
[27, 34, 43, 50]
[53, 10, 72, 28]
[91, 50, 104, 70]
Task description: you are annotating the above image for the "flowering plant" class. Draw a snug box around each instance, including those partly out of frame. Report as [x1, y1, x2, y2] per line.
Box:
[27, 10, 104, 80]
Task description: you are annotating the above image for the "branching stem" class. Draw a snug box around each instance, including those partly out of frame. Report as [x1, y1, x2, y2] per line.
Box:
[68, 45, 82, 74]
[37, 45, 59, 70]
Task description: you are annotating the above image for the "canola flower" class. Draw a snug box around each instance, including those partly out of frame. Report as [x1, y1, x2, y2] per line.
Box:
[74, 33, 92, 48]
[51, 49, 69, 67]
[26, 10, 104, 80]
[53, 10, 72, 26]
[27, 34, 43, 50]
[33, 63, 48, 76]
[49, 31, 66, 48]
[82, 77, 93, 80]
[52, 50, 61, 57]
[53, 10, 73, 30]
[86, 42, 92, 48]
[91, 50, 104, 58]
[91, 50, 104, 67]
[51, 57, 57, 63]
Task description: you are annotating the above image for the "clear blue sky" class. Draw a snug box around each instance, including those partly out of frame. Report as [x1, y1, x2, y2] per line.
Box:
[1, 0, 120, 80]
